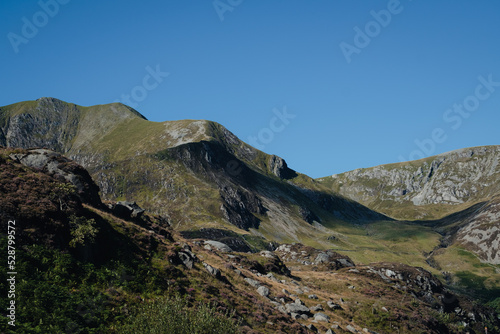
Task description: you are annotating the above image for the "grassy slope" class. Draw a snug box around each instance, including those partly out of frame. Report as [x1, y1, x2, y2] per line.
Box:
[2, 99, 499, 305]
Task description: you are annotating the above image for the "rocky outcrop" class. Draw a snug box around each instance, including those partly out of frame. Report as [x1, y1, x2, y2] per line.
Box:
[219, 185, 266, 230]
[204, 240, 233, 252]
[275, 243, 354, 271]
[9, 148, 102, 207]
[321, 146, 500, 219]
[455, 196, 500, 264]
[267, 155, 297, 179]
[108, 201, 146, 219]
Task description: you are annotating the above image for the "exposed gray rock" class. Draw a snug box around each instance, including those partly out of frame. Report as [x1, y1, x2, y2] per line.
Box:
[219, 185, 265, 230]
[203, 240, 233, 252]
[308, 294, 318, 299]
[310, 304, 323, 312]
[327, 301, 342, 310]
[346, 324, 358, 333]
[268, 154, 297, 179]
[324, 146, 500, 216]
[112, 201, 145, 218]
[257, 286, 270, 297]
[202, 262, 221, 278]
[285, 303, 310, 314]
[313, 312, 330, 322]
[9, 148, 101, 207]
[306, 324, 317, 332]
[244, 277, 261, 288]
[178, 250, 196, 269]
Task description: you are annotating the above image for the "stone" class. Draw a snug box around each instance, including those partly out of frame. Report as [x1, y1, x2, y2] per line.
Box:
[285, 303, 310, 314]
[314, 252, 330, 264]
[260, 250, 277, 259]
[115, 201, 146, 218]
[178, 251, 195, 269]
[295, 298, 304, 305]
[326, 330, 335, 334]
[346, 324, 358, 333]
[338, 258, 355, 267]
[306, 324, 317, 332]
[310, 304, 323, 312]
[257, 286, 270, 297]
[308, 294, 318, 299]
[203, 240, 233, 252]
[327, 301, 342, 310]
[202, 262, 220, 278]
[244, 277, 261, 288]
[313, 312, 330, 322]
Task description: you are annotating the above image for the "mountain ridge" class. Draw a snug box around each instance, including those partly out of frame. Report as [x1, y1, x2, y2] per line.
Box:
[0, 97, 389, 245]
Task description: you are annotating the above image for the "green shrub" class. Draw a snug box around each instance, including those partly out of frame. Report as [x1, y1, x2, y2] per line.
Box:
[117, 295, 240, 334]
[69, 216, 99, 247]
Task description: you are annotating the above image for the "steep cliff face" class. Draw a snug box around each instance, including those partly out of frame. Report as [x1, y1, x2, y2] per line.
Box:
[0, 98, 387, 244]
[320, 146, 500, 220]
[454, 196, 500, 264]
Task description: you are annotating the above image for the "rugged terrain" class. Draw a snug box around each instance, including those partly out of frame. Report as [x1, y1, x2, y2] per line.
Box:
[0, 147, 499, 333]
[319, 146, 500, 221]
[1, 98, 499, 332]
[0, 97, 387, 246]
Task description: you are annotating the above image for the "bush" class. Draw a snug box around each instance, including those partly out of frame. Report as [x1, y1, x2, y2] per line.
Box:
[117, 295, 240, 334]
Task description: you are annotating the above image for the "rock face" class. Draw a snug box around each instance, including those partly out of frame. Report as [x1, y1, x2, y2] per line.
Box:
[267, 155, 297, 179]
[0, 97, 389, 243]
[454, 196, 500, 264]
[9, 148, 102, 207]
[203, 240, 233, 252]
[321, 146, 500, 220]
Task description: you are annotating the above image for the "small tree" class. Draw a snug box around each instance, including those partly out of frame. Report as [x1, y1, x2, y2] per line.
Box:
[69, 216, 99, 248]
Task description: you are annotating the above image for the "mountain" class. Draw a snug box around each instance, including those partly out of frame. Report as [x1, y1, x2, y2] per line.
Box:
[319, 146, 500, 221]
[0, 97, 388, 248]
[1, 147, 498, 333]
[2, 98, 500, 331]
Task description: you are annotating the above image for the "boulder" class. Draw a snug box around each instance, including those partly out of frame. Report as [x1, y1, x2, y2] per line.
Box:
[202, 262, 220, 278]
[203, 240, 233, 252]
[346, 324, 358, 333]
[178, 251, 196, 269]
[327, 301, 342, 310]
[257, 286, 270, 297]
[10, 148, 102, 207]
[285, 303, 310, 314]
[110, 201, 146, 219]
[306, 324, 317, 332]
[244, 277, 261, 288]
[313, 312, 330, 322]
[310, 304, 323, 312]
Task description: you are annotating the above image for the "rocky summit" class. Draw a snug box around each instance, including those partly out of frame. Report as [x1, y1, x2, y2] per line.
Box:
[0, 98, 499, 333]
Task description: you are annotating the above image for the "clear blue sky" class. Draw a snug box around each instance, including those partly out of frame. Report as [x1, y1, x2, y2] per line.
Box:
[1, 0, 500, 178]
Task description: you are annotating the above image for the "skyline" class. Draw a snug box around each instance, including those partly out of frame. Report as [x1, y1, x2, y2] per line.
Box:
[2, 0, 500, 178]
